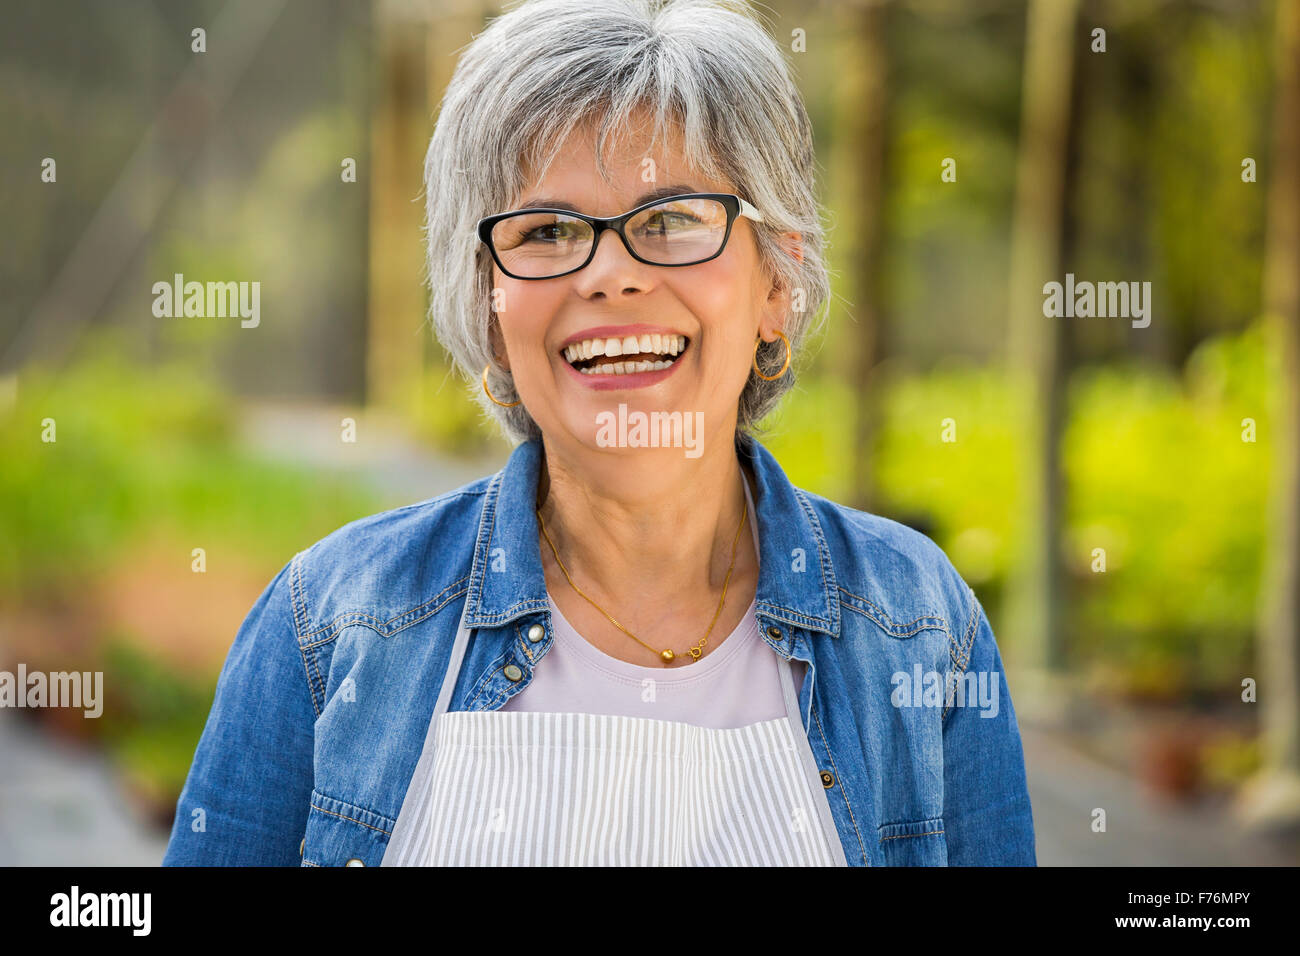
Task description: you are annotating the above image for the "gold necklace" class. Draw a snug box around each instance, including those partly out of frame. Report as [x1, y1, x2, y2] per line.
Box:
[535, 489, 749, 665]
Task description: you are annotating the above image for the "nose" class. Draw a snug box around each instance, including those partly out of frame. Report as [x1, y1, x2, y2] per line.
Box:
[572, 225, 655, 299]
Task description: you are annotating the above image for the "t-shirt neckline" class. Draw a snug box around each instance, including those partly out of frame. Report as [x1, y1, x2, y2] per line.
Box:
[544, 468, 762, 682]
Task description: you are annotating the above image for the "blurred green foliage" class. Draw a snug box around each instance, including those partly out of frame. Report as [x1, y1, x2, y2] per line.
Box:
[0, 327, 385, 603]
[761, 318, 1274, 696]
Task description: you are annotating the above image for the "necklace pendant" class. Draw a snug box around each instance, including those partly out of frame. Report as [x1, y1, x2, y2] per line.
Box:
[660, 649, 675, 663]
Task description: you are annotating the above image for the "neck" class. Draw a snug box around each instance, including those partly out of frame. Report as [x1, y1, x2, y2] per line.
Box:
[535, 431, 758, 647]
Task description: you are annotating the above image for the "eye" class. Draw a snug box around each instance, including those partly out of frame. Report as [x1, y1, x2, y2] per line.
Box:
[640, 210, 702, 233]
[520, 221, 587, 243]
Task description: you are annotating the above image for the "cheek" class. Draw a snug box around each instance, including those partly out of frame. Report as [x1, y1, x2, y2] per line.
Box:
[497, 281, 563, 345]
[674, 265, 760, 353]
[699, 237, 765, 312]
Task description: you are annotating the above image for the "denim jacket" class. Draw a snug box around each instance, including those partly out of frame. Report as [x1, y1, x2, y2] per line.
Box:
[162, 433, 1036, 867]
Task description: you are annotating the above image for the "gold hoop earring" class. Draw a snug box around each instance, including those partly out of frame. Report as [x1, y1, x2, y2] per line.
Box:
[481, 365, 521, 407]
[752, 330, 791, 381]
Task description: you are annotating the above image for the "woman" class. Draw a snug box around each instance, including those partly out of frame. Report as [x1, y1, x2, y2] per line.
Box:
[163, 0, 1035, 867]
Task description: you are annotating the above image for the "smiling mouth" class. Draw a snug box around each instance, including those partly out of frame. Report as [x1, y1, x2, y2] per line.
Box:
[562, 333, 690, 376]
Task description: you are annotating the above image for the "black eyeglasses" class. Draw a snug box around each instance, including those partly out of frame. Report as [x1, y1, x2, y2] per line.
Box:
[476, 192, 765, 280]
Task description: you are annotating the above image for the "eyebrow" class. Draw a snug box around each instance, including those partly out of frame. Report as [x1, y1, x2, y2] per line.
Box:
[513, 184, 704, 213]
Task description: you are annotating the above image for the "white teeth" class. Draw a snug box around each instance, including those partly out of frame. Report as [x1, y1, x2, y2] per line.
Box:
[577, 358, 675, 375]
[565, 333, 689, 370]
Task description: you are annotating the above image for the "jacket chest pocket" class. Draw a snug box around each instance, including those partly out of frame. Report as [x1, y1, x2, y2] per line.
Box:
[878, 817, 947, 866]
[301, 790, 394, 867]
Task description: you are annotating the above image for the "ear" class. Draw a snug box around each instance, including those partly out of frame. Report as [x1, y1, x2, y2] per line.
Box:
[766, 230, 804, 296]
[761, 230, 804, 334]
[781, 230, 805, 265]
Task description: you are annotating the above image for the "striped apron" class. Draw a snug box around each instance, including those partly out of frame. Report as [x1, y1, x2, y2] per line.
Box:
[382, 610, 847, 866]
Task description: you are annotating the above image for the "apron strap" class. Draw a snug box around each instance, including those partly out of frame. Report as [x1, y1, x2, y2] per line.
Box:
[381, 600, 475, 866]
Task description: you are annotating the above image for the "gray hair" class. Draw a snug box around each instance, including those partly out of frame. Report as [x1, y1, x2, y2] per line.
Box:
[422, 0, 830, 445]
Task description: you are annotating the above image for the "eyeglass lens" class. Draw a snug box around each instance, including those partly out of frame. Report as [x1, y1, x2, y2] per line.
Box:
[489, 196, 730, 277]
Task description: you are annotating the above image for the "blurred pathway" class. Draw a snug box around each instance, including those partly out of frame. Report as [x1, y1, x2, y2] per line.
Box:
[0, 710, 169, 865]
[234, 400, 509, 504]
[1022, 723, 1299, 865]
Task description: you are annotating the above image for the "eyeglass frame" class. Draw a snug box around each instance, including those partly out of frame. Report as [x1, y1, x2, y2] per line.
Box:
[476, 192, 766, 281]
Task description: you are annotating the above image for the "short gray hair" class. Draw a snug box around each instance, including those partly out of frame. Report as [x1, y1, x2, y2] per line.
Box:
[422, 0, 830, 445]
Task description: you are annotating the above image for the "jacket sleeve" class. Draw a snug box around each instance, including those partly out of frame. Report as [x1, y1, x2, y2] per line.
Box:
[162, 554, 316, 865]
[940, 587, 1037, 865]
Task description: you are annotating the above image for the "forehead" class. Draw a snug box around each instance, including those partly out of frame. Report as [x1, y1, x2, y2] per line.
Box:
[514, 108, 732, 212]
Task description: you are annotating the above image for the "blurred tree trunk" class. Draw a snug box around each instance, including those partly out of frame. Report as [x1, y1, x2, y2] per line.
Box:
[1239, 0, 1300, 831]
[1003, 0, 1080, 720]
[834, 0, 891, 514]
[366, 1, 436, 414]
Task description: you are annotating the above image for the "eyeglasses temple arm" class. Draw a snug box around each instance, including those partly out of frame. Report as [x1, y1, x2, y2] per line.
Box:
[739, 198, 765, 223]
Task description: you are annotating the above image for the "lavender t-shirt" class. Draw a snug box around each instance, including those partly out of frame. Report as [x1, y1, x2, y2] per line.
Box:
[501, 475, 807, 729]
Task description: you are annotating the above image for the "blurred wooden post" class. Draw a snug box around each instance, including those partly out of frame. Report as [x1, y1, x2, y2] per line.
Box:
[366, 0, 436, 415]
[1003, 0, 1080, 724]
[831, 0, 890, 514]
[1238, 0, 1300, 831]
[380, 0, 490, 429]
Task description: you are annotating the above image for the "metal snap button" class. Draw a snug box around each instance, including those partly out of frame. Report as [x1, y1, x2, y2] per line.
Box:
[503, 663, 524, 681]
[344, 858, 365, 866]
[527, 624, 544, 643]
[819, 770, 835, 788]
[767, 626, 783, 640]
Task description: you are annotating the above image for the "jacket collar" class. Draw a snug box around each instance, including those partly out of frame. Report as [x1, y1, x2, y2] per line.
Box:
[462, 434, 840, 638]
